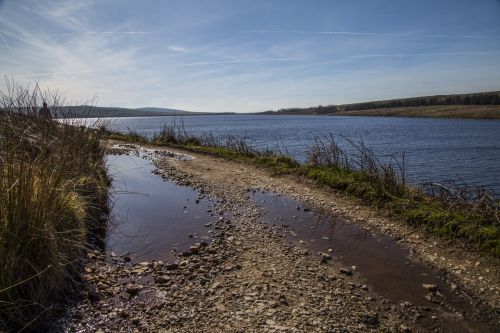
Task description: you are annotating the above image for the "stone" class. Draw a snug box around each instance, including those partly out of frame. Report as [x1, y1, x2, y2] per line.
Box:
[422, 284, 438, 292]
[118, 309, 129, 318]
[279, 295, 288, 306]
[265, 319, 276, 326]
[340, 268, 352, 276]
[361, 313, 379, 327]
[126, 283, 143, 296]
[165, 262, 179, 271]
[321, 253, 332, 260]
[399, 324, 411, 332]
[207, 246, 217, 254]
[190, 245, 200, 254]
[155, 275, 171, 284]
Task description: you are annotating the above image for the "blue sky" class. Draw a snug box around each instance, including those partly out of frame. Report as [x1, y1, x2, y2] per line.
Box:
[1, 0, 500, 112]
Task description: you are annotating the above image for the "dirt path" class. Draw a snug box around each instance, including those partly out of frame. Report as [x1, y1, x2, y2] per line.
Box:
[61, 143, 499, 332]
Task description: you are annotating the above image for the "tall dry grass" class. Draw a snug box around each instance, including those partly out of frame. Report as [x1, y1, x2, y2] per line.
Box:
[0, 81, 108, 332]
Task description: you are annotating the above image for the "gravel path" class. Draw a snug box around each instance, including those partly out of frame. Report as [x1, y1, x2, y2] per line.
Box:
[60, 144, 499, 332]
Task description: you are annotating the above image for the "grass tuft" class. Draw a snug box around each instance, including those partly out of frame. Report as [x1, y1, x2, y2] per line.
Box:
[0, 81, 108, 332]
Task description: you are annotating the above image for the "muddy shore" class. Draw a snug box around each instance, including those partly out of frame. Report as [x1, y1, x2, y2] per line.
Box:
[60, 143, 499, 332]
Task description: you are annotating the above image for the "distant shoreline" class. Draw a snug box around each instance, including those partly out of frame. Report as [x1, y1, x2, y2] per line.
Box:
[260, 105, 500, 120]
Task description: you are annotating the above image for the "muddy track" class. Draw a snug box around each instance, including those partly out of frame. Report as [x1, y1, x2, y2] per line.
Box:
[60, 143, 499, 332]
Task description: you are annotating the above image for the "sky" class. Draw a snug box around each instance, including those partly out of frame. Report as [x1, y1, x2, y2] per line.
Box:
[1, 0, 500, 113]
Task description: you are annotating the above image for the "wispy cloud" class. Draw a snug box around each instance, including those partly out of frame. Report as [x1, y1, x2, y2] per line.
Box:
[168, 45, 186, 52]
[0, 32, 10, 49]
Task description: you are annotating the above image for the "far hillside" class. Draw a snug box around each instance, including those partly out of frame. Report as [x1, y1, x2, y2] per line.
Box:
[261, 91, 500, 119]
[31, 106, 233, 118]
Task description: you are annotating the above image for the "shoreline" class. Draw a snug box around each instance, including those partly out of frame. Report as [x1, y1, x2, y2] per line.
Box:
[61, 142, 499, 332]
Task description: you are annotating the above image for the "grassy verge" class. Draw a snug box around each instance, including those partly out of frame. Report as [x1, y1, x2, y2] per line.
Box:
[107, 127, 499, 258]
[0, 84, 109, 332]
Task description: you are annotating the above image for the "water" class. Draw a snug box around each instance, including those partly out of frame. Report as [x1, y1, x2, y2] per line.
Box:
[253, 190, 496, 332]
[98, 115, 500, 193]
[106, 152, 218, 261]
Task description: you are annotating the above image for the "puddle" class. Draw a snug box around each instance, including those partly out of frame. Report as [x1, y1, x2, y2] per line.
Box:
[253, 190, 496, 332]
[105, 152, 215, 262]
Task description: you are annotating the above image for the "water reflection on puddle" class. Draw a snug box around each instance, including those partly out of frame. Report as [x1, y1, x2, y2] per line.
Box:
[252, 190, 494, 332]
[105, 153, 216, 262]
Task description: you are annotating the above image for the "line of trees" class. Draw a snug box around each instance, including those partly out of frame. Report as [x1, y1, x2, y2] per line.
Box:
[263, 91, 500, 114]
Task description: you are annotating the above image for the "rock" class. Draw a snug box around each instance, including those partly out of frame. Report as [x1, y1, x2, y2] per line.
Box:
[207, 246, 217, 254]
[86, 284, 99, 301]
[123, 255, 131, 262]
[190, 245, 200, 254]
[361, 313, 379, 327]
[424, 293, 441, 304]
[165, 262, 179, 271]
[126, 283, 143, 296]
[265, 319, 276, 326]
[422, 284, 438, 292]
[340, 268, 352, 276]
[205, 222, 212, 227]
[279, 295, 288, 306]
[155, 275, 171, 284]
[321, 252, 332, 260]
[399, 324, 411, 332]
[118, 309, 129, 318]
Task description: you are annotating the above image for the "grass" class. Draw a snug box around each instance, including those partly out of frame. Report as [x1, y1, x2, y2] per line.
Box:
[107, 127, 499, 258]
[0, 82, 109, 332]
[333, 105, 500, 119]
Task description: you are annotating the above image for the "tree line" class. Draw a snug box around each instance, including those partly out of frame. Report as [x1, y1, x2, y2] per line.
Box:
[262, 91, 500, 114]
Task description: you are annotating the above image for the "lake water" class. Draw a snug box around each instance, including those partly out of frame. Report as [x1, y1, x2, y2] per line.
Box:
[96, 115, 500, 194]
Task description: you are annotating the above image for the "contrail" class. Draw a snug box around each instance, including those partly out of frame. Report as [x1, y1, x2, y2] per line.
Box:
[349, 50, 500, 58]
[13, 70, 96, 79]
[165, 57, 313, 67]
[81, 31, 149, 34]
[13, 50, 500, 79]
[0, 32, 11, 49]
[240, 30, 380, 36]
[240, 30, 489, 39]
[166, 51, 500, 68]
[59, 31, 150, 35]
